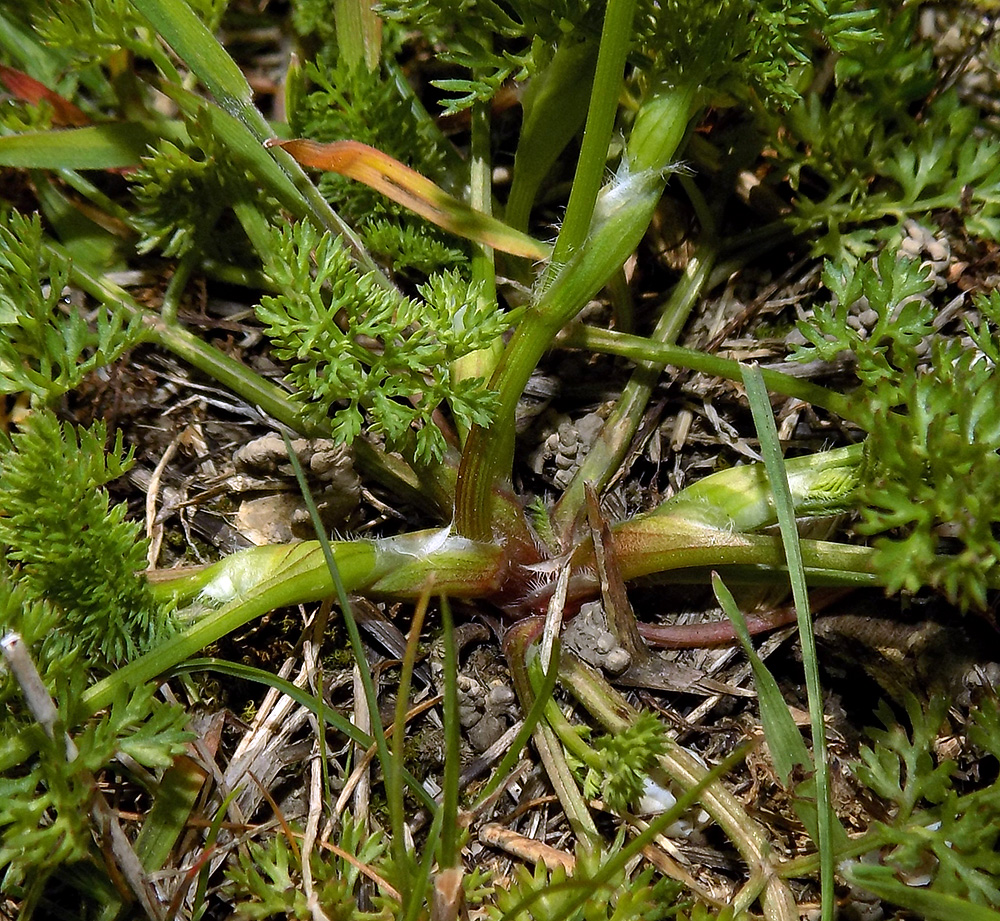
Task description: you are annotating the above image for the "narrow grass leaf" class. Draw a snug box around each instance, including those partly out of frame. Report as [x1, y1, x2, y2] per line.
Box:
[390, 584, 431, 876]
[0, 124, 154, 169]
[134, 6, 386, 278]
[280, 429, 424, 843]
[191, 785, 242, 917]
[742, 362, 837, 921]
[471, 633, 560, 810]
[131, 0, 254, 114]
[439, 595, 461, 870]
[497, 743, 753, 921]
[333, 0, 382, 72]
[134, 754, 208, 870]
[713, 572, 809, 785]
[0, 11, 66, 86]
[506, 37, 595, 230]
[170, 657, 437, 813]
[34, 174, 125, 272]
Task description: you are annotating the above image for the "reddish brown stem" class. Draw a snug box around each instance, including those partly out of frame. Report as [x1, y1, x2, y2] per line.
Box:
[637, 589, 851, 648]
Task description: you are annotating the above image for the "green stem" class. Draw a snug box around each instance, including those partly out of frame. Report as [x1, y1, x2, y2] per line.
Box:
[159, 250, 198, 324]
[559, 653, 797, 921]
[551, 0, 638, 265]
[557, 325, 856, 421]
[655, 443, 864, 531]
[450, 94, 502, 446]
[504, 622, 601, 846]
[54, 168, 134, 225]
[197, 258, 273, 290]
[607, 521, 878, 585]
[541, 524, 880, 617]
[455, 168, 668, 539]
[455, 83, 700, 540]
[56, 246, 439, 514]
[151, 528, 505, 609]
[389, 593, 425, 877]
[506, 36, 596, 232]
[86, 542, 380, 716]
[151, 325, 442, 510]
[438, 596, 460, 869]
[552, 243, 716, 540]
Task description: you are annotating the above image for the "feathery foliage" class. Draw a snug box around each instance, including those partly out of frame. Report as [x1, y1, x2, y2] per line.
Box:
[290, 57, 465, 273]
[378, 0, 602, 114]
[852, 696, 1000, 907]
[0, 211, 143, 402]
[792, 252, 1000, 608]
[580, 713, 669, 814]
[488, 840, 686, 921]
[0, 410, 170, 666]
[0, 0, 998, 915]
[771, 5, 1000, 260]
[256, 220, 510, 463]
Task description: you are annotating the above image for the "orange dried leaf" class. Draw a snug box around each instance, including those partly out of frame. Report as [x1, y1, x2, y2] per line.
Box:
[266, 138, 550, 261]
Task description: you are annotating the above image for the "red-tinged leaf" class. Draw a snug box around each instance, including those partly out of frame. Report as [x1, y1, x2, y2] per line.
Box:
[266, 137, 551, 261]
[0, 64, 89, 127]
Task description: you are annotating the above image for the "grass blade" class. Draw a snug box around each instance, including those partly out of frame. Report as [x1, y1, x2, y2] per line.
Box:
[742, 362, 837, 921]
[279, 430, 432, 860]
[0, 124, 155, 169]
[170, 658, 437, 813]
[131, 0, 256, 115]
[713, 572, 810, 785]
[439, 595, 461, 869]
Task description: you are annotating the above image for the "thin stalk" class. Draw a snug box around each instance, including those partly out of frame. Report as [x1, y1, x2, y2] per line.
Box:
[438, 595, 460, 869]
[557, 324, 855, 421]
[497, 743, 755, 921]
[470, 630, 561, 810]
[551, 0, 638, 265]
[56, 241, 440, 513]
[80, 541, 381, 717]
[506, 36, 596, 232]
[455, 84, 699, 540]
[560, 653, 797, 921]
[777, 825, 900, 879]
[469, 95, 496, 298]
[503, 621, 601, 847]
[281, 432, 403, 877]
[605, 523, 878, 585]
[455, 168, 668, 539]
[552, 243, 716, 539]
[536, 693, 604, 769]
[450, 93, 502, 446]
[197, 258, 274, 290]
[391, 587, 430, 881]
[404, 803, 446, 921]
[54, 168, 134, 225]
[743, 364, 835, 921]
[159, 250, 198, 324]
